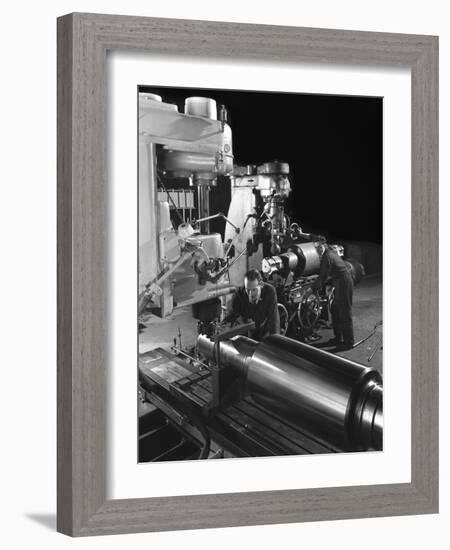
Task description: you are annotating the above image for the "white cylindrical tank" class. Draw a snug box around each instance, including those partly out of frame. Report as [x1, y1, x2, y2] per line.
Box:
[140, 92, 162, 102]
[185, 97, 217, 120]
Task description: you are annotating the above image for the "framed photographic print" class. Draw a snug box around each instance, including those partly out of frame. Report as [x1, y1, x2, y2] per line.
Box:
[57, 13, 438, 536]
[137, 85, 383, 463]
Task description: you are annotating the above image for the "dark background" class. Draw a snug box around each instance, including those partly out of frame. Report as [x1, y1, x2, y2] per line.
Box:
[140, 85, 382, 244]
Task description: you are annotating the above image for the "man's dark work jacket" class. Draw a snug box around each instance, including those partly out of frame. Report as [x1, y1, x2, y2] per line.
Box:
[317, 248, 354, 346]
[225, 283, 280, 341]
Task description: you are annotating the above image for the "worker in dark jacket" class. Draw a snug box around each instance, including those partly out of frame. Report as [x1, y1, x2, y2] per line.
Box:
[224, 269, 280, 341]
[313, 243, 354, 350]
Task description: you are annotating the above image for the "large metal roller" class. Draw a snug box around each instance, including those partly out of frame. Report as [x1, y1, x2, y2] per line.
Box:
[197, 333, 382, 451]
[261, 241, 321, 276]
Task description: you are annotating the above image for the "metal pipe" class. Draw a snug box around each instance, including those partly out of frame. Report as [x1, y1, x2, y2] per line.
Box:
[195, 212, 240, 232]
[170, 346, 211, 371]
[197, 186, 210, 232]
[175, 284, 236, 308]
[197, 333, 383, 451]
[353, 320, 382, 349]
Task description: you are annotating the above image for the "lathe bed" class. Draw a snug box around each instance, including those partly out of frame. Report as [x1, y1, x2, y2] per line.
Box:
[139, 347, 338, 461]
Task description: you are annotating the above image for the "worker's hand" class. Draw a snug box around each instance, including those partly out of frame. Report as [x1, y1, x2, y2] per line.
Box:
[223, 316, 245, 328]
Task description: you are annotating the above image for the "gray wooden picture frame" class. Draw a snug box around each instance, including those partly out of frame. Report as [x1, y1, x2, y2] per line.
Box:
[57, 12, 439, 537]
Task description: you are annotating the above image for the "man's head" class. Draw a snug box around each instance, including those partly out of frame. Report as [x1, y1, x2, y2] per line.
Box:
[244, 269, 263, 304]
[315, 236, 328, 257]
[329, 244, 344, 257]
[316, 242, 327, 257]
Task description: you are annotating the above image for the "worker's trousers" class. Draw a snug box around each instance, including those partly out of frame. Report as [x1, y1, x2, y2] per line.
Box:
[331, 272, 354, 346]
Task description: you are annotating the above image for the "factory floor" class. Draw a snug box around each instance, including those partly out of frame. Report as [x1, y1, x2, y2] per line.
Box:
[312, 272, 383, 374]
[139, 304, 200, 355]
[139, 272, 383, 374]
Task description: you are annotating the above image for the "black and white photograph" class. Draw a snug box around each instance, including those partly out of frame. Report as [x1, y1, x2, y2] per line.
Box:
[1, 0, 443, 545]
[138, 85, 383, 461]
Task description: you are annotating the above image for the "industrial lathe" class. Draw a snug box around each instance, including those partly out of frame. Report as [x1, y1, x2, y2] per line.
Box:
[138, 91, 381, 461]
[139, 328, 382, 460]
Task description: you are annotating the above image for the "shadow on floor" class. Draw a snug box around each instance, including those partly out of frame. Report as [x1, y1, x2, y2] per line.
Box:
[25, 513, 56, 531]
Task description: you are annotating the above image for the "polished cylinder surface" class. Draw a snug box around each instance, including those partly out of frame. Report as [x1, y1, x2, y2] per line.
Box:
[248, 335, 382, 450]
[281, 251, 298, 270]
[197, 334, 256, 375]
[290, 242, 321, 276]
[262, 242, 321, 277]
[197, 333, 383, 451]
[256, 161, 290, 175]
[352, 380, 383, 451]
